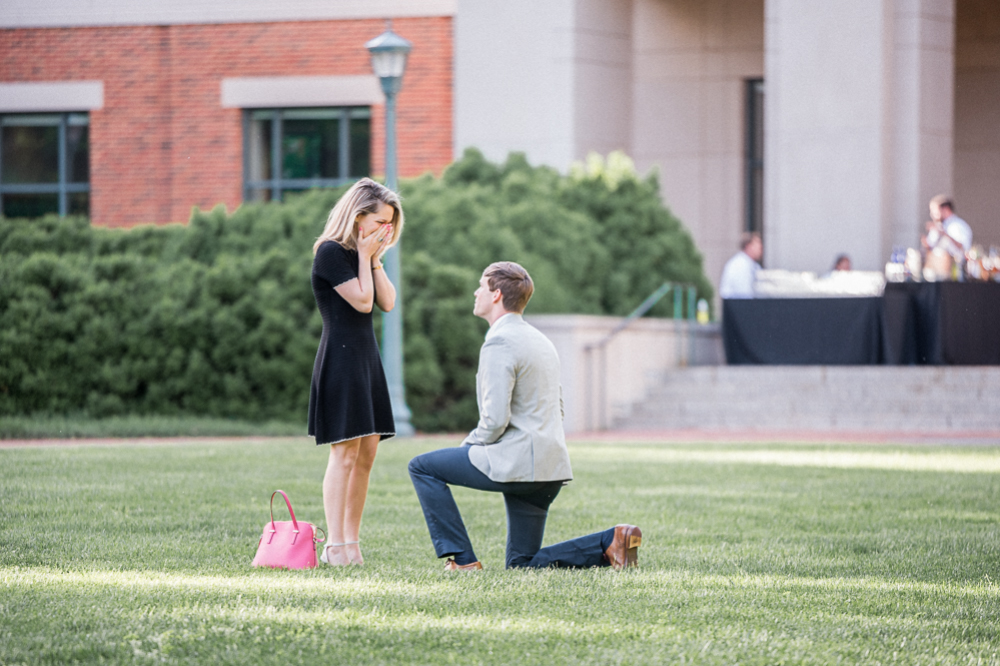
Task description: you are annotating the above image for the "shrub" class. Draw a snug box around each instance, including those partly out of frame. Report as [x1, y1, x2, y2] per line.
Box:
[0, 150, 711, 432]
[0, 203, 324, 423]
[404, 149, 713, 317]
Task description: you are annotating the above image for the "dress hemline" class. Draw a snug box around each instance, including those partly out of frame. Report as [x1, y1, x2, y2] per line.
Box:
[316, 432, 396, 446]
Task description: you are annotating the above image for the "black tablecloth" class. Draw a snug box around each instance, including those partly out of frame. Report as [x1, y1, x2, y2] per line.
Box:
[723, 297, 885, 365]
[724, 282, 1000, 365]
[884, 282, 1000, 364]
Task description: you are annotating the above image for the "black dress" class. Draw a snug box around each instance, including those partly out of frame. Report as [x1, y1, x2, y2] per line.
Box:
[307, 241, 395, 445]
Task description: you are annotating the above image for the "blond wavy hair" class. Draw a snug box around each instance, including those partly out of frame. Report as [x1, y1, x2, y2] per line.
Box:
[313, 178, 404, 254]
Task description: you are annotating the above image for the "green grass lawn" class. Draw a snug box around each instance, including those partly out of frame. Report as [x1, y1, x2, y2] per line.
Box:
[2, 438, 998, 665]
[0, 415, 302, 439]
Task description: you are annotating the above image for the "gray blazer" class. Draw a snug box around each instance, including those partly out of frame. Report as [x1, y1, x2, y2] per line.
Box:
[463, 314, 574, 483]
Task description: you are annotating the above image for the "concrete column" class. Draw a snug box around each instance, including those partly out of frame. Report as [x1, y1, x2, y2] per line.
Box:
[888, 0, 955, 252]
[955, 0, 1000, 247]
[631, 0, 764, 302]
[572, 0, 633, 158]
[454, 0, 577, 167]
[455, 0, 632, 170]
[764, 0, 954, 272]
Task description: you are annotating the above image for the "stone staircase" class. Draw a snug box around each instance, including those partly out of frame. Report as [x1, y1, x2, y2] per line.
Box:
[616, 366, 1000, 432]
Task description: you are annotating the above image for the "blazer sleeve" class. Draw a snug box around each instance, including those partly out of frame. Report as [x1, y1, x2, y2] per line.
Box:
[462, 337, 516, 446]
[313, 241, 357, 288]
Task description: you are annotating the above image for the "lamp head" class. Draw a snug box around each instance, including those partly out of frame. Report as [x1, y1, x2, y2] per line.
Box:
[365, 27, 412, 95]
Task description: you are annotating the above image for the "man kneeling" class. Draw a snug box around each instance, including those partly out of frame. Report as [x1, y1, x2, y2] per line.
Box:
[408, 261, 642, 571]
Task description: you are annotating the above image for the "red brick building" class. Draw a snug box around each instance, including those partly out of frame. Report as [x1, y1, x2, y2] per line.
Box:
[0, 2, 454, 226]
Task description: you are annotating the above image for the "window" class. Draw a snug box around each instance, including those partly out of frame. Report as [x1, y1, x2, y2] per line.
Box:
[0, 113, 90, 218]
[244, 107, 371, 202]
[744, 79, 764, 235]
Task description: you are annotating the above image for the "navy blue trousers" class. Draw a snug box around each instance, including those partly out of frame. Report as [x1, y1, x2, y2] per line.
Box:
[408, 446, 613, 569]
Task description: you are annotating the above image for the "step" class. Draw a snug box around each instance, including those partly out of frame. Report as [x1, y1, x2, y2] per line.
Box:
[613, 367, 1000, 432]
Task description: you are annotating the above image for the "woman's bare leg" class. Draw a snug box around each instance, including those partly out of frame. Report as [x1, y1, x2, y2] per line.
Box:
[322, 438, 361, 566]
[343, 434, 381, 564]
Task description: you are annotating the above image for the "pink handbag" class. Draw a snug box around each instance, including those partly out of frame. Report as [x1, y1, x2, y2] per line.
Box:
[251, 490, 326, 569]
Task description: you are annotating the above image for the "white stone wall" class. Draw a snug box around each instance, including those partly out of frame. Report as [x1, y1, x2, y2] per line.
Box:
[526, 314, 723, 433]
[764, 0, 955, 273]
[456, 0, 765, 307]
[454, 0, 635, 168]
[764, 0, 891, 273]
[887, 0, 956, 253]
[631, 0, 764, 303]
[572, 0, 634, 158]
[454, 0, 578, 168]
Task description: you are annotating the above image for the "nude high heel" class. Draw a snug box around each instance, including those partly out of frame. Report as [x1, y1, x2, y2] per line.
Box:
[320, 541, 359, 566]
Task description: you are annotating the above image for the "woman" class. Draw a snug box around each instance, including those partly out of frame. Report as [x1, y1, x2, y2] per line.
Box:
[308, 178, 404, 566]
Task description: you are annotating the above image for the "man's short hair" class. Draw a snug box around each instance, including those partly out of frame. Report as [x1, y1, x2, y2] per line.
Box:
[740, 232, 762, 250]
[930, 194, 954, 212]
[484, 261, 534, 313]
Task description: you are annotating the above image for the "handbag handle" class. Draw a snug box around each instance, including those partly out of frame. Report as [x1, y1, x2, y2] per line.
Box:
[269, 490, 299, 532]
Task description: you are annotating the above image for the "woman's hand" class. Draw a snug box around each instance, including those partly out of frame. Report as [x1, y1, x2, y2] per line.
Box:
[372, 224, 393, 264]
[335, 225, 391, 313]
[357, 224, 391, 261]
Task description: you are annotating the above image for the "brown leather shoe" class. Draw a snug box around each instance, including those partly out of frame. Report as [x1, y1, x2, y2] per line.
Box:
[604, 524, 642, 570]
[444, 558, 483, 571]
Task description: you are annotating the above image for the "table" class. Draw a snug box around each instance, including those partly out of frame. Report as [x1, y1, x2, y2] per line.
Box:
[883, 282, 1000, 365]
[723, 297, 885, 364]
[723, 282, 1000, 365]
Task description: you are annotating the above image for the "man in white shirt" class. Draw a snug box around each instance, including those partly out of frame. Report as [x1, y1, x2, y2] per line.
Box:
[925, 195, 972, 255]
[719, 232, 762, 299]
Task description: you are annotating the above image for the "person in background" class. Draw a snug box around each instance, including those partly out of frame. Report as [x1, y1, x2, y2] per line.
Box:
[408, 261, 643, 571]
[833, 254, 852, 271]
[719, 232, 762, 299]
[924, 195, 972, 256]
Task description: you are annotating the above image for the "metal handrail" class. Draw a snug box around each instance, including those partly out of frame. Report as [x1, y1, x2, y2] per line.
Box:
[582, 282, 697, 431]
[583, 282, 676, 355]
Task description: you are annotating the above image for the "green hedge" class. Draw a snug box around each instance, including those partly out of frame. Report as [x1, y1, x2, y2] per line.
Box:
[0, 149, 711, 432]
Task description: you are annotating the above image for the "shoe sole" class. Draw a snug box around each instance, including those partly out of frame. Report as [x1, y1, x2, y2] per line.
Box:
[608, 525, 642, 570]
[624, 526, 642, 568]
[444, 559, 483, 571]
